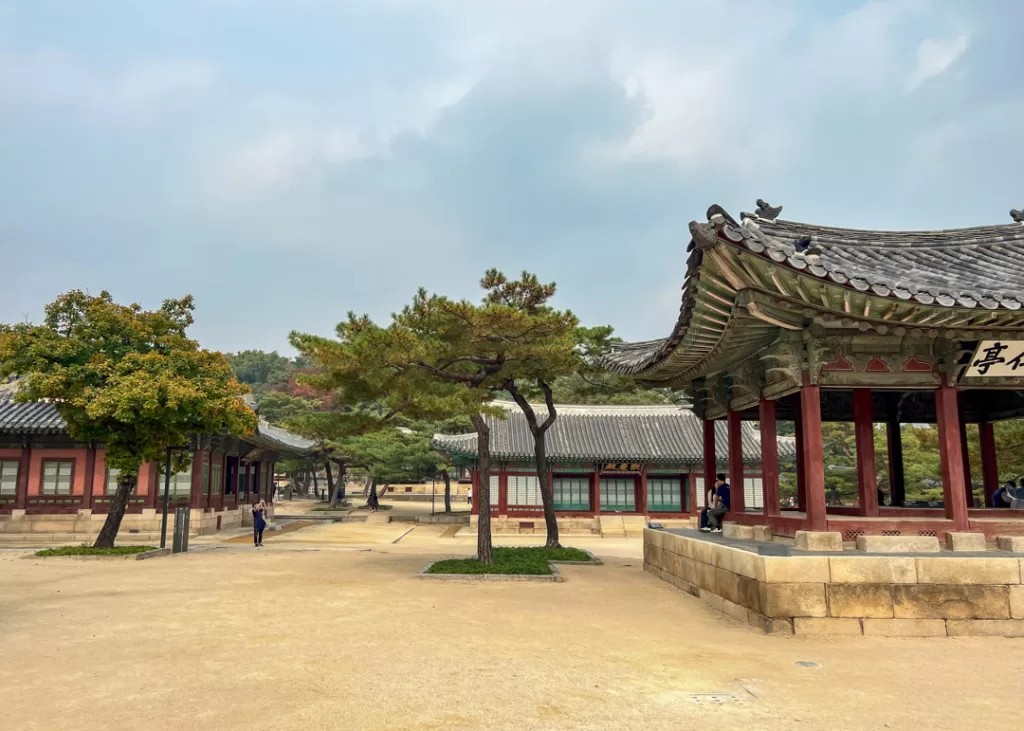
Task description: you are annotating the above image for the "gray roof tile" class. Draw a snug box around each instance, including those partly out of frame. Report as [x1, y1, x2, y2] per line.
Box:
[432, 402, 794, 465]
[0, 396, 313, 453]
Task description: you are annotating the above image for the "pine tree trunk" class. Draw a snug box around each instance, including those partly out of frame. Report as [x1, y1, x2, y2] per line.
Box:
[442, 469, 452, 513]
[325, 461, 339, 506]
[506, 387, 560, 548]
[311, 468, 320, 499]
[366, 478, 380, 511]
[471, 413, 493, 564]
[336, 463, 346, 503]
[533, 431, 560, 548]
[93, 472, 138, 549]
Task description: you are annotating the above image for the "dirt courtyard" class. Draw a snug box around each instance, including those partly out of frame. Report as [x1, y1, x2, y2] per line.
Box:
[1, 533, 1023, 731]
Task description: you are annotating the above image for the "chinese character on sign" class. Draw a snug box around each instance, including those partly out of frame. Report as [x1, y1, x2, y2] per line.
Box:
[972, 342, 1007, 375]
[966, 341, 1024, 378]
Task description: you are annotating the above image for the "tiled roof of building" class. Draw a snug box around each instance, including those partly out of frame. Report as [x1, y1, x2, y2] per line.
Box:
[432, 402, 795, 465]
[0, 396, 314, 454]
[0, 398, 67, 435]
[599, 202, 1024, 380]
[743, 215, 1024, 310]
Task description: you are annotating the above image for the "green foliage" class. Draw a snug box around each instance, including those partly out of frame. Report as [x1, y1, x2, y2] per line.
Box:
[225, 350, 295, 394]
[426, 546, 592, 575]
[343, 426, 446, 484]
[0, 291, 257, 476]
[546, 325, 671, 405]
[35, 545, 152, 557]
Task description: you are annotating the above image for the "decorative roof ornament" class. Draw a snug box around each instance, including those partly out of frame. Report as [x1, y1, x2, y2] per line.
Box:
[689, 219, 720, 250]
[1012, 208, 1024, 223]
[740, 199, 782, 221]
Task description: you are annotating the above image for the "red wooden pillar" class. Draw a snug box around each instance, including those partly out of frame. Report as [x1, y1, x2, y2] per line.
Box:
[935, 380, 970, 531]
[727, 409, 745, 513]
[793, 405, 807, 511]
[853, 389, 879, 517]
[979, 421, 999, 507]
[759, 399, 780, 516]
[591, 470, 601, 515]
[886, 420, 906, 507]
[800, 377, 827, 531]
[498, 471, 508, 515]
[81, 446, 96, 510]
[959, 418, 974, 508]
[15, 445, 30, 510]
[702, 418, 717, 497]
[638, 469, 648, 515]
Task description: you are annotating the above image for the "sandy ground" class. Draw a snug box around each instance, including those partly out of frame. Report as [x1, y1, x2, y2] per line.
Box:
[1, 522, 1023, 731]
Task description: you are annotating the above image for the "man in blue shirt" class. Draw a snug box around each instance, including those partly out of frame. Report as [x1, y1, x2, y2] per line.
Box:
[702, 473, 730, 533]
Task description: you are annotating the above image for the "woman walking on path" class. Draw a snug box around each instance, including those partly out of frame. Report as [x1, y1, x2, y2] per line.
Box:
[252, 497, 267, 547]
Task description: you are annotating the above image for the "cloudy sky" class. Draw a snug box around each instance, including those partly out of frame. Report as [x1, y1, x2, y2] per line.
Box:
[1, 0, 1021, 354]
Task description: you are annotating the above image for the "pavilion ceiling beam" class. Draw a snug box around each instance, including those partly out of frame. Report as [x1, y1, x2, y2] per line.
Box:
[863, 298, 872, 318]
[843, 290, 851, 314]
[767, 268, 790, 297]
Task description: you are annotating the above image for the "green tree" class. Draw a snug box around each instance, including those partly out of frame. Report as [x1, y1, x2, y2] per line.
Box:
[290, 293, 505, 562]
[226, 350, 295, 394]
[0, 291, 257, 547]
[481, 270, 580, 547]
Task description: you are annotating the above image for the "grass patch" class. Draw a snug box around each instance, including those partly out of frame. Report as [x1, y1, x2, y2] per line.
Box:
[35, 545, 153, 557]
[425, 546, 592, 575]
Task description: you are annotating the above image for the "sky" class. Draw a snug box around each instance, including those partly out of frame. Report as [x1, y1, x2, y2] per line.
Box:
[1, 0, 1022, 355]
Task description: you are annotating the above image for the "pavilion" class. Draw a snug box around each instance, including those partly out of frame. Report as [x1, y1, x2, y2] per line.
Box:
[601, 201, 1024, 540]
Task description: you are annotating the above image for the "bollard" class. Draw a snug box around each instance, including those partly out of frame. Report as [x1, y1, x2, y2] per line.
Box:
[181, 508, 190, 553]
[172, 507, 185, 554]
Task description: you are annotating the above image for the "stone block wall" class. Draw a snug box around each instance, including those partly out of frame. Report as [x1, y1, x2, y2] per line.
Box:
[643, 529, 1024, 637]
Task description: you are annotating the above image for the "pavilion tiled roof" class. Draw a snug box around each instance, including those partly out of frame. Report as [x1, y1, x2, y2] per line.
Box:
[0, 396, 314, 454]
[743, 216, 1024, 310]
[432, 402, 795, 465]
[600, 202, 1024, 380]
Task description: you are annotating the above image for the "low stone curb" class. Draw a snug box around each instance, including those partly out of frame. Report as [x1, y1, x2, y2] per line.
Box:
[417, 560, 564, 582]
[136, 547, 171, 560]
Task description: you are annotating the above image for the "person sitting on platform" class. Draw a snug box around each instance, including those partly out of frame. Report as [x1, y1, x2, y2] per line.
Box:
[702, 473, 730, 533]
[993, 480, 1016, 508]
[699, 477, 719, 530]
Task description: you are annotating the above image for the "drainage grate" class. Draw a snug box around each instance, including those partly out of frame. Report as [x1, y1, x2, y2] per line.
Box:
[688, 693, 739, 705]
[844, 529, 865, 541]
[882, 530, 901, 536]
[918, 530, 937, 537]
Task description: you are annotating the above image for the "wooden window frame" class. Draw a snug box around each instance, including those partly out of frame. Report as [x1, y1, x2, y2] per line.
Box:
[647, 475, 685, 512]
[0, 460, 19, 496]
[40, 459, 75, 496]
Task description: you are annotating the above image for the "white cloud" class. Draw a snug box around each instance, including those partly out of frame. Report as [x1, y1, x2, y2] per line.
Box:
[0, 49, 216, 119]
[906, 34, 969, 90]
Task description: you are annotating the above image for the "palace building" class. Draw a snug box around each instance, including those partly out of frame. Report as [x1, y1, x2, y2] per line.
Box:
[600, 201, 1024, 540]
[0, 395, 313, 542]
[432, 402, 795, 533]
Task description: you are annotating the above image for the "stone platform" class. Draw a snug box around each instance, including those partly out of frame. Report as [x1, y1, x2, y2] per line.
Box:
[643, 528, 1024, 637]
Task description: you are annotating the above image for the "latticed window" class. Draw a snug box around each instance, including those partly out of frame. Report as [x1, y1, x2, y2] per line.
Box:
[201, 462, 210, 496]
[155, 466, 193, 497]
[647, 477, 683, 512]
[507, 475, 542, 506]
[211, 464, 223, 495]
[488, 475, 500, 506]
[600, 478, 636, 511]
[694, 477, 706, 508]
[743, 477, 763, 510]
[553, 477, 589, 510]
[238, 467, 248, 496]
[41, 461, 73, 495]
[106, 467, 121, 495]
[0, 460, 18, 495]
